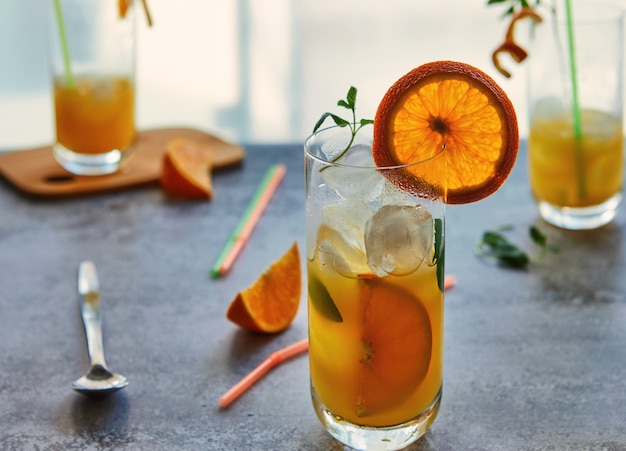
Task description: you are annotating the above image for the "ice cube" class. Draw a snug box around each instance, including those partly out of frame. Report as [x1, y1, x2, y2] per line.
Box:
[531, 97, 566, 123]
[320, 144, 385, 201]
[321, 201, 371, 248]
[379, 180, 417, 208]
[364, 204, 433, 276]
[320, 130, 353, 160]
[340, 143, 375, 166]
[315, 201, 372, 277]
[315, 224, 371, 278]
[581, 109, 622, 139]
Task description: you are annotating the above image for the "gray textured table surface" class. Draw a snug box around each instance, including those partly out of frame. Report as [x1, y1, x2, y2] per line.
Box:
[1, 142, 625, 451]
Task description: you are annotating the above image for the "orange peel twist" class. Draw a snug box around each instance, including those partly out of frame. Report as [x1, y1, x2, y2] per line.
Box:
[118, 0, 153, 27]
[492, 8, 543, 78]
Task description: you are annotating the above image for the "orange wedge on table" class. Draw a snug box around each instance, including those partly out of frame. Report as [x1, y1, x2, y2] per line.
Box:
[160, 138, 214, 199]
[373, 60, 519, 204]
[227, 242, 301, 333]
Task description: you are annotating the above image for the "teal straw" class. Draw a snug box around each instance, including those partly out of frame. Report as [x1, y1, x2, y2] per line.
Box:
[564, 0, 586, 199]
[53, 0, 74, 88]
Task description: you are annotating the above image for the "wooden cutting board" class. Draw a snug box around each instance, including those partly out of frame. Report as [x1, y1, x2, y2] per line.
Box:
[0, 127, 245, 198]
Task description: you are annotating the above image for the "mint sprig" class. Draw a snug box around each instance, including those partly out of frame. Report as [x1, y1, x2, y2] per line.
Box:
[313, 86, 373, 165]
[475, 225, 558, 268]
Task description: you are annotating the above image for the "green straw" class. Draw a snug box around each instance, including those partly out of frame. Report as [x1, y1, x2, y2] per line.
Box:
[210, 164, 286, 278]
[564, 0, 586, 199]
[53, 0, 74, 88]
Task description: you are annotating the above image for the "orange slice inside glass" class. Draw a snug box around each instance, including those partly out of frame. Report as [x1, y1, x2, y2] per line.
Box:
[355, 281, 431, 418]
[372, 60, 519, 204]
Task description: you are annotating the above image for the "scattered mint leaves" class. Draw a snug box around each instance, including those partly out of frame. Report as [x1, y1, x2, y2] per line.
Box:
[475, 225, 558, 268]
[313, 86, 373, 165]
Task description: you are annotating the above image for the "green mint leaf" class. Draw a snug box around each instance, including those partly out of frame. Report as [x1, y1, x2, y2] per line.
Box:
[436, 245, 446, 292]
[337, 99, 350, 109]
[529, 225, 546, 246]
[492, 243, 530, 267]
[487, 0, 542, 18]
[476, 229, 531, 268]
[499, 253, 530, 268]
[475, 225, 558, 269]
[482, 230, 511, 248]
[545, 244, 560, 253]
[308, 273, 343, 322]
[330, 114, 350, 127]
[313, 112, 333, 133]
[346, 86, 357, 108]
[433, 218, 445, 292]
[433, 218, 444, 262]
[529, 225, 559, 255]
[360, 119, 374, 127]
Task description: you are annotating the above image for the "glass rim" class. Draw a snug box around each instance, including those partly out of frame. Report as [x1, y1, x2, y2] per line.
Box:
[304, 125, 446, 171]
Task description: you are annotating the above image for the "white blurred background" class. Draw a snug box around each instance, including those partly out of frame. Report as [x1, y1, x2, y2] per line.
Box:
[1, 0, 619, 150]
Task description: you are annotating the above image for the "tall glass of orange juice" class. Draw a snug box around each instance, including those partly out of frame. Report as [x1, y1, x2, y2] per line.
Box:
[305, 125, 445, 450]
[527, 1, 624, 229]
[49, 0, 136, 175]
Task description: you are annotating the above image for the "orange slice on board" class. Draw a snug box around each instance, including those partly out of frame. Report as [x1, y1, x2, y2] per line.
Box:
[373, 60, 519, 204]
[227, 242, 301, 333]
[160, 137, 213, 199]
[356, 280, 432, 417]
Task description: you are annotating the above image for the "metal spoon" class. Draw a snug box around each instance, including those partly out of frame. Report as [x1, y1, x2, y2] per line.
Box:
[72, 260, 128, 395]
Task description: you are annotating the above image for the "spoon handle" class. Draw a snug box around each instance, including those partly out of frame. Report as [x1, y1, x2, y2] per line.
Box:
[78, 261, 107, 367]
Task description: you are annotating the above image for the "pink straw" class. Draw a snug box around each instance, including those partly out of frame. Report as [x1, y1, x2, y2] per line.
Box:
[444, 274, 456, 291]
[219, 338, 309, 408]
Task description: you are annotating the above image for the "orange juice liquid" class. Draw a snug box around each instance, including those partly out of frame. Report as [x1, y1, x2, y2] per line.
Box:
[54, 75, 135, 155]
[528, 109, 623, 208]
[308, 253, 443, 427]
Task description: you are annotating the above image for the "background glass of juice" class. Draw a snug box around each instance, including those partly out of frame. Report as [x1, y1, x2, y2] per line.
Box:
[48, 0, 136, 176]
[527, 1, 624, 230]
[304, 125, 445, 450]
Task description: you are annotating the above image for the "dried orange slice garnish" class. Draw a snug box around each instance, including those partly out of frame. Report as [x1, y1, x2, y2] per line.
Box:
[355, 280, 431, 418]
[372, 60, 519, 205]
[226, 242, 301, 333]
[160, 137, 213, 199]
[492, 8, 543, 78]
